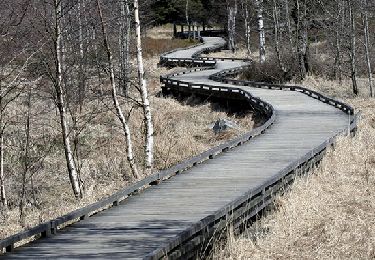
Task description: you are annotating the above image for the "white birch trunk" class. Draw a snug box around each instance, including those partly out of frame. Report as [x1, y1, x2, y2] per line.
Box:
[186, 0, 190, 39]
[233, 1, 238, 52]
[349, 1, 358, 95]
[0, 78, 5, 208]
[273, 0, 286, 73]
[244, 1, 251, 56]
[255, 0, 266, 63]
[78, 0, 84, 60]
[227, 1, 238, 53]
[0, 127, 6, 208]
[362, 0, 373, 97]
[78, 0, 85, 111]
[119, 0, 131, 96]
[229, 8, 233, 51]
[97, 0, 140, 180]
[134, 0, 153, 175]
[335, 0, 343, 83]
[54, 0, 82, 198]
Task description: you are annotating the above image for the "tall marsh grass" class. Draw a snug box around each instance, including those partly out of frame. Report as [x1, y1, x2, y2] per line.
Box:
[213, 75, 375, 260]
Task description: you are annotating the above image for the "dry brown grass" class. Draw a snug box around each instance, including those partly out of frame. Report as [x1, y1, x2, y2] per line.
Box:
[204, 48, 258, 61]
[142, 37, 198, 59]
[213, 77, 375, 259]
[146, 24, 174, 39]
[141, 24, 199, 58]
[0, 37, 255, 241]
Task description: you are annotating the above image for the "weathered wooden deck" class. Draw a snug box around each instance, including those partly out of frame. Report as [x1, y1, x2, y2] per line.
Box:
[1, 36, 356, 259]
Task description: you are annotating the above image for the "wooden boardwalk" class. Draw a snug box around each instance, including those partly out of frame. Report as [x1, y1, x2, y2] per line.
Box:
[1, 37, 355, 259]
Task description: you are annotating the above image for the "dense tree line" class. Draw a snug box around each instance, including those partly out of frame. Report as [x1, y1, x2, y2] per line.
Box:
[151, 0, 374, 96]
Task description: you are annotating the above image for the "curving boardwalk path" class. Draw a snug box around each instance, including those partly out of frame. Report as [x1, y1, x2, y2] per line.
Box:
[1, 37, 353, 259]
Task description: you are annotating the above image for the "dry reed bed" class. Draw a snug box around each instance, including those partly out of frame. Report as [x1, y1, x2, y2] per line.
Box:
[213, 76, 375, 259]
[0, 38, 255, 240]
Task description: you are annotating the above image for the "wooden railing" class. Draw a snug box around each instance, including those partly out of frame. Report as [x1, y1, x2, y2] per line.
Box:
[209, 66, 355, 115]
[0, 32, 274, 255]
[0, 30, 359, 258]
[145, 31, 359, 259]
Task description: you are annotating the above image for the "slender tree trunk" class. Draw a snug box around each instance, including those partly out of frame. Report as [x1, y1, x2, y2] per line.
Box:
[186, 0, 190, 39]
[134, 0, 153, 175]
[119, 0, 131, 97]
[227, 4, 231, 49]
[0, 79, 5, 208]
[349, 0, 358, 95]
[335, 30, 343, 83]
[0, 125, 6, 208]
[285, 0, 293, 47]
[334, 0, 343, 83]
[295, 0, 309, 80]
[362, 0, 373, 97]
[255, 0, 266, 63]
[273, 0, 286, 73]
[227, 5, 237, 53]
[20, 85, 32, 226]
[77, 0, 85, 112]
[54, 0, 82, 198]
[97, 0, 140, 180]
[234, 1, 238, 51]
[243, 1, 251, 56]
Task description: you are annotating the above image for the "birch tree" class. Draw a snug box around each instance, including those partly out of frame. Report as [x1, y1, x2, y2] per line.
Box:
[273, 0, 286, 73]
[0, 116, 5, 207]
[186, 0, 191, 39]
[241, 0, 251, 56]
[19, 84, 32, 225]
[119, 0, 132, 97]
[362, 0, 373, 97]
[255, 0, 266, 63]
[293, 0, 310, 80]
[134, 0, 154, 175]
[334, 0, 344, 83]
[76, 0, 88, 112]
[285, 0, 293, 47]
[97, 0, 140, 179]
[227, 0, 238, 53]
[53, 0, 83, 198]
[348, 0, 358, 95]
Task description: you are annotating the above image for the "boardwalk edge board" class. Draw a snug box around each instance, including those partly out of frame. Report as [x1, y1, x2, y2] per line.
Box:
[0, 30, 359, 257]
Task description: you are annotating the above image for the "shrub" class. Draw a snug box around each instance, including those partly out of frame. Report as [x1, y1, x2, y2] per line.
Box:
[241, 54, 299, 84]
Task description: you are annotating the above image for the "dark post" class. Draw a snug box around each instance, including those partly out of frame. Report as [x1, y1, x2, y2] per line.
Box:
[173, 23, 177, 38]
[181, 24, 184, 33]
[203, 21, 206, 32]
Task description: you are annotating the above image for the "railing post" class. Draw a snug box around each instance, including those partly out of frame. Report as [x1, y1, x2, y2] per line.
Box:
[173, 23, 177, 38]
[41, 222, 52, 238]
[51, 221, 57, 235]
[5, 244, 14, 253]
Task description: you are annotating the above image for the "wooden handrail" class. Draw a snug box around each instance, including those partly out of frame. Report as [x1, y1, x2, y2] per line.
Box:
[0, 29, 359, 258]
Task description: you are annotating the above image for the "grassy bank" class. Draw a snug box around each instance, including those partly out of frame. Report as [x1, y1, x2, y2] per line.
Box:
[0, 34, 255, 240]
[213, 76, 375, 259]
